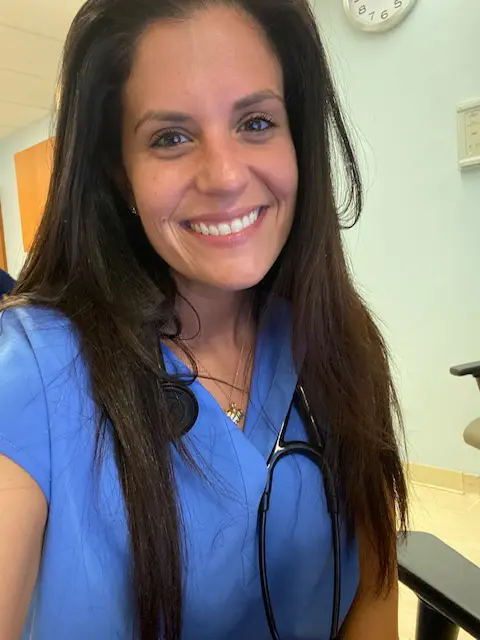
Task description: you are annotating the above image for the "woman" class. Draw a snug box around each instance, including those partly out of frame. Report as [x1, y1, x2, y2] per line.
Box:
[0, 0, 408, 639]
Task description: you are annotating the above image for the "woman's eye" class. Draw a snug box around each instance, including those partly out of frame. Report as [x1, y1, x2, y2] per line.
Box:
[151, 130, 190, 149]
[240, 115, 276, 133]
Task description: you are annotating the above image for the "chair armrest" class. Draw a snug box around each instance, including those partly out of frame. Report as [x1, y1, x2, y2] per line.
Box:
[397, 531, 480, 639]
[450, 361, 480, 377]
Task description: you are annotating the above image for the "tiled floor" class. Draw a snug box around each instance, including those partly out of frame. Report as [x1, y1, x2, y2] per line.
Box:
[399, 482, 480, 640]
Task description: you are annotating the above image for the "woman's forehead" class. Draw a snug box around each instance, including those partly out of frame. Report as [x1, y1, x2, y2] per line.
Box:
[123, 5, 283, 118]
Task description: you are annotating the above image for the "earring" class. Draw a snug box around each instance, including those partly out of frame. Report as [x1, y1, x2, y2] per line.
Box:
[131, 206, 138, 216]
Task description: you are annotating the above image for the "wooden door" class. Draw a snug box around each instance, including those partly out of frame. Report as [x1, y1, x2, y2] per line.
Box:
[0, 202, 8, 271]
[14, 137, 54, 252]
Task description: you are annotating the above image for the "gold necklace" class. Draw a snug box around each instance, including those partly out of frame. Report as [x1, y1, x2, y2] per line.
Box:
[225, 332, 248, 425]
[198, 335, 249, 426]
[197, 312, 252, 426]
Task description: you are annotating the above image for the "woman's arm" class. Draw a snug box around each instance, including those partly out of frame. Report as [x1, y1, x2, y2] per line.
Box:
[340, 523, 399, 640]
[0, 455, 47, 640]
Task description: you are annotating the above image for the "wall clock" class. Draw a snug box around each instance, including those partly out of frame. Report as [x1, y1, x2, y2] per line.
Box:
[343, 0, 418, 33]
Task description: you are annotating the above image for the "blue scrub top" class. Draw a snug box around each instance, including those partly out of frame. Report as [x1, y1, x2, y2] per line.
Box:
[0, 304, 359, 639]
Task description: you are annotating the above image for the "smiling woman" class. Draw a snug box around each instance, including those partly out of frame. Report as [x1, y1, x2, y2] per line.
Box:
[121, 13, 297, 292]
[0, 1, 407, 640]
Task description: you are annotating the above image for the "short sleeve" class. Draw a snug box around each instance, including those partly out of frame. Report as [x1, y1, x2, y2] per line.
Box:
[0, 309, 51, 502]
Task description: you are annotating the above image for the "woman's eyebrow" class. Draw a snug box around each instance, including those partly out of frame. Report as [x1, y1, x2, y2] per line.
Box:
[134, 89, 284, 133]
[232, 89, 284, 111]
[134, 110, 191, 133]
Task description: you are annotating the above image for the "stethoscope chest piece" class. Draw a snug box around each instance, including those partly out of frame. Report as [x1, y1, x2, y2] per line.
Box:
[163, 381, 199, 435]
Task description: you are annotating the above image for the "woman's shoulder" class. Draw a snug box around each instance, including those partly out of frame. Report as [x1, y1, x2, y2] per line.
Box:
[0, 305, 92, 503]
[0, 303, 88, 415]
[0, 304, 81, 368]
[1, 303, 74, 336]
[0, 303, 90, 420]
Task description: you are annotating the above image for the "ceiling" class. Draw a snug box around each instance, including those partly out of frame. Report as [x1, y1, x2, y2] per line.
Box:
[0, 0, 84, 140]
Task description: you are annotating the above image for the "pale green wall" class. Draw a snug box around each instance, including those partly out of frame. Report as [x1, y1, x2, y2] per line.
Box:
[314, 0, 480, 474]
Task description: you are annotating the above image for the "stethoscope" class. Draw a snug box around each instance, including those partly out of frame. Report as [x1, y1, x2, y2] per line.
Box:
[163, 376, 341, 640]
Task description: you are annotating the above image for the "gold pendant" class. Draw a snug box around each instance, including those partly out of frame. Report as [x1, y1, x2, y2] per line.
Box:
[225, 402, 244, 425]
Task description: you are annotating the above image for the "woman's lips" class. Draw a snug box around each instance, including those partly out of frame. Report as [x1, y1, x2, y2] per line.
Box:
[186, 207, 264, 237]
[183, 206, 268, 245]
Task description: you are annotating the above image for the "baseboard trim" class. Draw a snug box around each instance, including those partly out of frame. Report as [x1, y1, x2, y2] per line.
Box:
[405, 462, 480, 495]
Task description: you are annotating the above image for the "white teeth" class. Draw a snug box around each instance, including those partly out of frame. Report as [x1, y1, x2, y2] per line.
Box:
[189, 207, 262, 237]
[230, 218, 243, 233]
[218, 223, 231, 235]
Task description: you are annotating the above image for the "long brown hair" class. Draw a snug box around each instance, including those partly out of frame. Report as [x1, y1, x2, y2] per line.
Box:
[2, 0, 408, 638]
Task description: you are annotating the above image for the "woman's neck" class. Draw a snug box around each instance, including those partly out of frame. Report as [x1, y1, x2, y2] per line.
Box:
[174, 277, 254, 352]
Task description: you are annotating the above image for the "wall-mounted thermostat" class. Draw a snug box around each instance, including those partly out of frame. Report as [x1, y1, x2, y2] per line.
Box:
[457, 99, 480, 169]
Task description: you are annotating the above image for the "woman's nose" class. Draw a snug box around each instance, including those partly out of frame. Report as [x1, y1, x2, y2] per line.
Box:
[194, 137, 250, 197]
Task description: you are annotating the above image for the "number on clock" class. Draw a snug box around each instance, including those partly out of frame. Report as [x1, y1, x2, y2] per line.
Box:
[345, 0, 417, 33]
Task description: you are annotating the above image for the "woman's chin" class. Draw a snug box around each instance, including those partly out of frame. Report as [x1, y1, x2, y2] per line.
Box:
[176, 269, 268, 295]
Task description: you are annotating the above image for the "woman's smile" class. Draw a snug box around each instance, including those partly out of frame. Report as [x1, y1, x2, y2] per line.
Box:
[183, 205, 267, 246]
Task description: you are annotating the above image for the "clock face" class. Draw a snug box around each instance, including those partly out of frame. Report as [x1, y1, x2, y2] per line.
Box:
[344, 0, 417, 32]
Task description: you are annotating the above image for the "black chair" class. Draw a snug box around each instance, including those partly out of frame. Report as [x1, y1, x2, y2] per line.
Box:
[398, 531, 480, 639]
[397, 361, 480, 639]
[450, 361, 480, 451]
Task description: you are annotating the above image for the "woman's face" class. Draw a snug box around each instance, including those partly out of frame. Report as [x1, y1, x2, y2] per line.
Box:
[121, 5, 298, 292]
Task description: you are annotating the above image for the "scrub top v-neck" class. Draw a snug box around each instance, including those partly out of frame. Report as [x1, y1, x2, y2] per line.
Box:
[0, 304, 359, 639]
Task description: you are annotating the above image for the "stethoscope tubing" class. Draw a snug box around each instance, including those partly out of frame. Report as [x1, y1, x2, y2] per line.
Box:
[258, 385, 341, 640]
